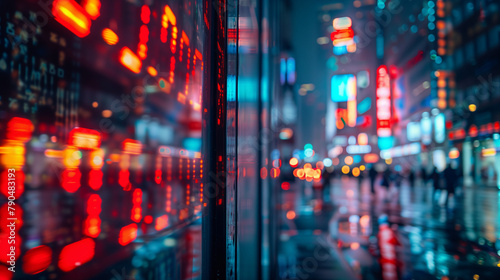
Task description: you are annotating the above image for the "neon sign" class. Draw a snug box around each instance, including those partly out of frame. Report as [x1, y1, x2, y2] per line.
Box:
[376, 65, 391, 138]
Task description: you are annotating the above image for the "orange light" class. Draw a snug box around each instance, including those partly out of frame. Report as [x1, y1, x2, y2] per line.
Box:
[164, 5, 177, 25]
[82, 0, 101, 20]
[119, 224, 138, 246]
[119, 47, 142, 74]
[22, 245, 52, 275]
[58, 238, 95, 272]
[344, 156, 354, 165]
[102, 28, 118, 45]
[289, 157, 299, 168]
[147, 66, 158, 76]
[482, 148, 496, 157]
[270, 168, 281, 178]
[286, 210, 296, 220]
[69, 128, 101, 149]
[297, 169, 305, 178]
[122, 139, 142, 155]
[350, 242, 360, 250]
[89, 149, 104, 169]
[364, 153, 379, 163]
[44, 149, 63, 158]
[358, 133, 368, 146]
[342, 166, 350, 174]
[359, 215, 370, 228]
[316, 161, 324, 170]
[448, 149, 460, 159]
[155, 215, 169, 231]
[52, 0, 91, 38]
[352, 167, 360, 177]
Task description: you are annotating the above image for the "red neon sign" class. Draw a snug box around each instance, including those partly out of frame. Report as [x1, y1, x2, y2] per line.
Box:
[376, 65, 392, 137]
[68, 128, 101, 149]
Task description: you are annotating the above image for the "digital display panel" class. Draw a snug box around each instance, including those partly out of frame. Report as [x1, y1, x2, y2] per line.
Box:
[0, 0, 205, 278]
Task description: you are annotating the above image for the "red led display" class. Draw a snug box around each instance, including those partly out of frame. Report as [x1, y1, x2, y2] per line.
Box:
[22, 246, 52, 275]
[58, 238, 95, 272]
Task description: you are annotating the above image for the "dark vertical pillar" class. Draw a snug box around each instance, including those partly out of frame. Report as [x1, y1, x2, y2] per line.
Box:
[202, 0, 228, 279]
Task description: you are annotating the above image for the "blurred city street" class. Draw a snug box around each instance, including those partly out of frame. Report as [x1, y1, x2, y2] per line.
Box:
[278, 176, 500, 280]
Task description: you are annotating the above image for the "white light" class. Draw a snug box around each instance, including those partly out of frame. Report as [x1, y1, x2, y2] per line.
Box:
[323, 158, 333, 167]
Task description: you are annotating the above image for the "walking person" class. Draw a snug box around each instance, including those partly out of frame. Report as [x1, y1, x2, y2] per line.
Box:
[431, 167, 443, 203]
[381, 168, 392, 201]
[420, 166, 428, 186]
[408, 169, 416, 187]
[369, 165, 378, 195]
[443, 164, 457, 208]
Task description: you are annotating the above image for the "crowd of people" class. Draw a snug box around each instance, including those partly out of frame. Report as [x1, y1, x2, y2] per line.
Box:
[364, 164, 461, 207]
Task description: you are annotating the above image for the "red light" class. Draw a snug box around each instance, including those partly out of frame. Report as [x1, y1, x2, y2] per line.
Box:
[119, 224, 138, 246]
[260, 167, 268, 179]
[155, 169, 162, 184]
[270, 168, 280, 178]
[144, 215, 153, 224]
[7, 117, 33, 142]
[58, 238, 95, 272]
[88, 169, 103, 190]
[131, 189, 143, 222]
[82, 0, 101, 20]
[155, 215, 168, 231]
[141, 5, 151, 24]
[281, 182, 290, 190]
[22, 246, 52, 275]
[286, 210, 296, 220]
[331, 28, 354, 41]
[364, 153, 380, 163]
[1, 170, 24, 199]
[119, 47, 142, 74]
[52, 0, 92, 38]
[61, 169, 81, 193]
[119, 170, 131, 190]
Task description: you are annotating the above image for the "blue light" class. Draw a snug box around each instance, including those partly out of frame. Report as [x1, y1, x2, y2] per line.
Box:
[377, 2, 385, 9]
[428, 15, 435, 22]
[323, 158, 333, 167]
[357, 97, 372, 114]
[280, 58, 286, 85]
[333, 45, 348, 56]
[353, 155, 362, 164]
[331, 74, 357, 102]
[183, 138, 202, 151]
[427, 1, 435, 8]
[411, 25, 418, 33]
[428, 22, 435, 30]
[304, 149, 314, 158]
[286, 58, 296, 85]
[378, 136, 394, 150]
[327, 56, 339, 71]
[435, 56, 442, 64]
[428, 34, 435, 42]
[304, 143, 313, 150]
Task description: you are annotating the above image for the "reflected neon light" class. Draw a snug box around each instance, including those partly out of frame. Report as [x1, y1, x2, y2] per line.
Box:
[52, 0, 92, 38]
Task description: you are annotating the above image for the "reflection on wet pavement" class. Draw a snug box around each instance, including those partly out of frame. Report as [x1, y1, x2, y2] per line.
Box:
[278, 177, 500, 280]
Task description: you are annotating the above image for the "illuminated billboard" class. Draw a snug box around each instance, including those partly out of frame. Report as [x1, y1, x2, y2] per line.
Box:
[331, 74, 357, 102]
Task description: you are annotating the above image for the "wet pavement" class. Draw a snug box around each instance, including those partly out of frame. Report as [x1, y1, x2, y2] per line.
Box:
[278, 176, 500, 280]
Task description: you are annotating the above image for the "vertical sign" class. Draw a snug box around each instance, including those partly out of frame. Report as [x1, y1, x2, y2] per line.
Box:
[376, 66, 391, 137]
